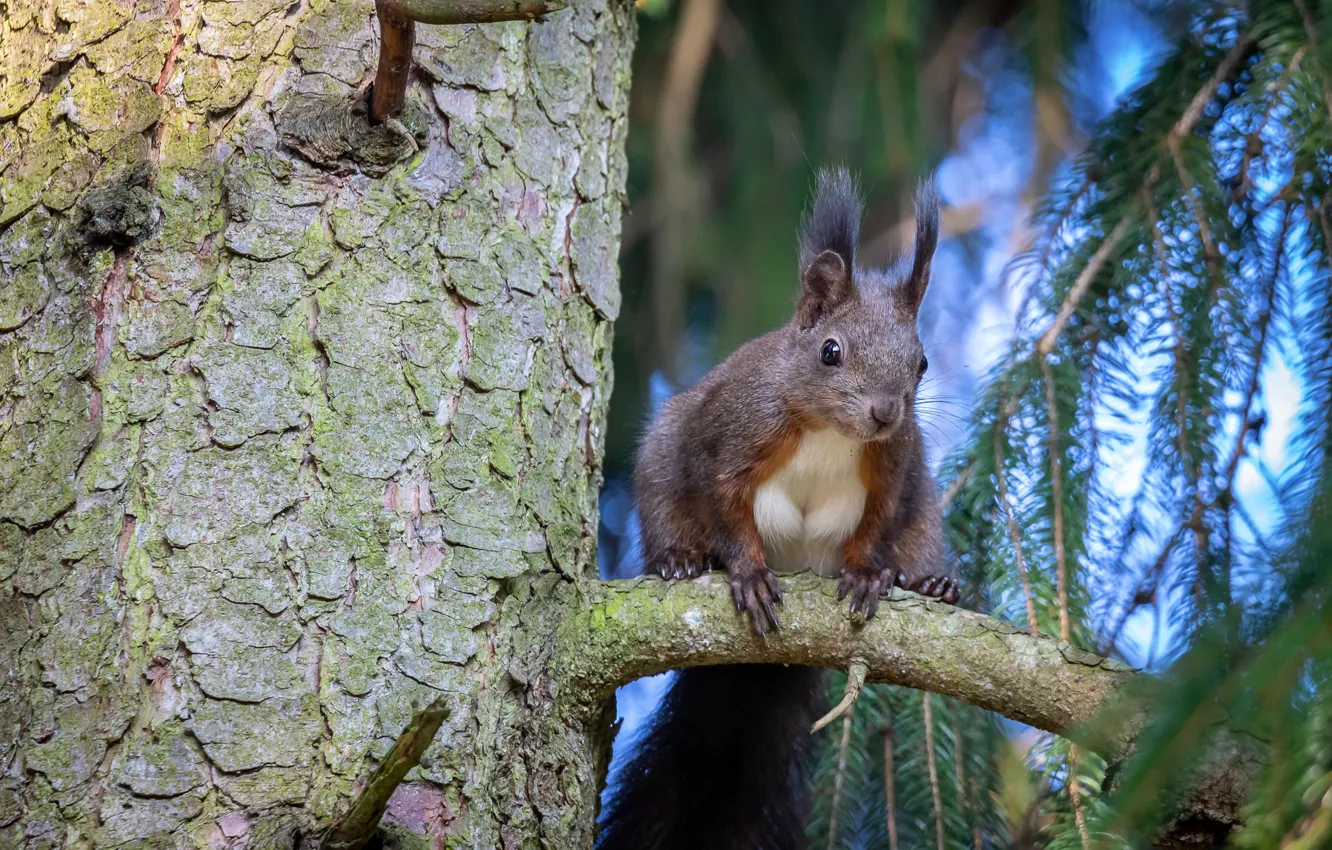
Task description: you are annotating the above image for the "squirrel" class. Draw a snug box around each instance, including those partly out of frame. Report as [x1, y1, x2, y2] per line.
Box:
[596, 168, 959, 850]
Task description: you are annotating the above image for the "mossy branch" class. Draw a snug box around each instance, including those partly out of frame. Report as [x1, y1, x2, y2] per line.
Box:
[556, 574, 1261, 843]
[560, 574, 1141, 756]
[321, 698, 451, 850]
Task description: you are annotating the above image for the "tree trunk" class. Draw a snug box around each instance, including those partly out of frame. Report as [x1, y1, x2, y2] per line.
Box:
[0, 0, 633, 845]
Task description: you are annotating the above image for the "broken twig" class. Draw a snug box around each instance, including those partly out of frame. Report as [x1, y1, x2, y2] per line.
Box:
[322, 697, 451, 850]
[812, 658, 869, 734]
[371, 0, 569, 123]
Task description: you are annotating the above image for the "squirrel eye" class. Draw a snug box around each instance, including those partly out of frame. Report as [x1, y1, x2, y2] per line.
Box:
[821, 339, 842, 367]
[918, 354, 929, 376]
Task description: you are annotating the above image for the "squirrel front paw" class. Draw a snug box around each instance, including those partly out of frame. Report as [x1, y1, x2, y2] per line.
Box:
[908, 574, 961, 604]
[727, 562, 782, 636]
[649, 547, 717, 580]
[836, 561, 893, 620]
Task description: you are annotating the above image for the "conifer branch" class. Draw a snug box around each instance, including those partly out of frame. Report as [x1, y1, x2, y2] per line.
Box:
[924, 693, 946, 850]
[1043, 358, 1071, 644]
[1032, 32, 1253, 360]
[994, 411, 1041, 635]
[827, 715, 853, 850]
[883, 718, 900, 850]
[1035, 217, 1133, 358]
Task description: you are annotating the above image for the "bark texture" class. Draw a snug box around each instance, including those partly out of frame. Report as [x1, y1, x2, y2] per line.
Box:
[0, 0, 633, 845]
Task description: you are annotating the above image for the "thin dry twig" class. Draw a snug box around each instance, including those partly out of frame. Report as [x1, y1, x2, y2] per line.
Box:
[370, 1, 566, 122]
[812, 658, 869, 734]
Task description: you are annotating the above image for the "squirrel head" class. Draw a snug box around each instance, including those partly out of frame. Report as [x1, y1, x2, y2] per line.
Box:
[783, 168, 939, 443]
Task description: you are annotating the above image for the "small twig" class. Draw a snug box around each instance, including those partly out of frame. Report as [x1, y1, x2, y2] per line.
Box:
[370, 0, 568, 123]
[322, 697, 451, 850]
[371, 0, 416, 124]
[827, 714, 854, 850]
[812, 658, 868, 734]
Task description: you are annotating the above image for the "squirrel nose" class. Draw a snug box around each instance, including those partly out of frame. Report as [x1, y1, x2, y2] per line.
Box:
[871, 398, 903, 428]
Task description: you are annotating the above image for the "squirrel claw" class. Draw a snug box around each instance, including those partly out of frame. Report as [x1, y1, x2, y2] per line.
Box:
[837, 567, 890, 620]
[912, 575, 960, 605]
[652, 547, 711, 581]
[729, 567, 782, 635]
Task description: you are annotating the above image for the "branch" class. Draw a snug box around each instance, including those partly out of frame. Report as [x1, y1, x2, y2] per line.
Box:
[559, 575, 1138, 756]
[322, 698, 451, 850]
[558, 576, 1265, 844]
[1036, 216, 1133, 357]
[1032, 32, 1254, 360]
[370, 0, 568, 122]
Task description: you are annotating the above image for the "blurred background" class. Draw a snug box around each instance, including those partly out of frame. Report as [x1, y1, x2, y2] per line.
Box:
[597, 0, 1332, 846]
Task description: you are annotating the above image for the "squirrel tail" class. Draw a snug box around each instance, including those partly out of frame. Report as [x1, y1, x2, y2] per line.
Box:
[597, 664, 829, 850]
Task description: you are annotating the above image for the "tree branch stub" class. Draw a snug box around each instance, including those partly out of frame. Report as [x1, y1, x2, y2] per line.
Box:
[322, 698, 452, 850]
[371, 0, 570, 123]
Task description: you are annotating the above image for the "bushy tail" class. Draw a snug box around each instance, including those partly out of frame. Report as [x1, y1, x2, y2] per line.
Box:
[597, 664, 829, 850]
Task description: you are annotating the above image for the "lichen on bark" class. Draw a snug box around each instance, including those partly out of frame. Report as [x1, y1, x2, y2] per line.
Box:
[0, 0, 634, 846]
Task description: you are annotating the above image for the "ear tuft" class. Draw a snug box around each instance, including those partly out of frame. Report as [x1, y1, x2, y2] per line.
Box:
[799, 168, 862, 273]
[796, 168, 861, 328]
[903, 178, 940, 312]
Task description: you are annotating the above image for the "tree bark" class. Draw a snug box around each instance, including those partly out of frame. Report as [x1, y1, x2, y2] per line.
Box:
[0, 0, 633, 846]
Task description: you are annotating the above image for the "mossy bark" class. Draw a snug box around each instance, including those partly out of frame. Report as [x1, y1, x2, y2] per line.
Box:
[0, 0, 633, 846]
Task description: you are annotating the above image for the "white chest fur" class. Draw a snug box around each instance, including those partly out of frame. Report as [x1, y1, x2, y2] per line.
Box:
[753, 429, 867, 577]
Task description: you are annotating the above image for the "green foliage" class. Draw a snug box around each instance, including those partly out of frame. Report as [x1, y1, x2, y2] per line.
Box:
[806, 676, 1003, 849]
[795, 0, 1332, 844]
[932, 0, 1332, 844]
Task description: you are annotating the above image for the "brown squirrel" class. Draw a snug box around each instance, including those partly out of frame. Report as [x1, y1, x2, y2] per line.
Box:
[597, 169, 958, 850]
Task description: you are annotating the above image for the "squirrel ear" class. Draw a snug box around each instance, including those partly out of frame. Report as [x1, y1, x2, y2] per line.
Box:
[902, 179, 940, 314]
[796, 249, 852, 329]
